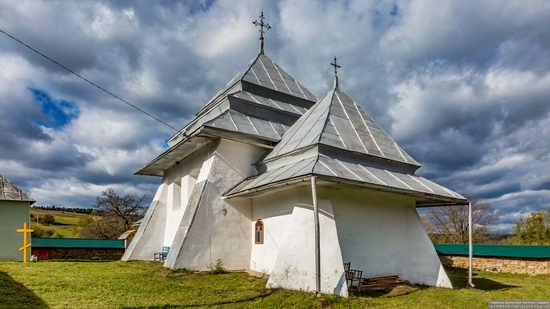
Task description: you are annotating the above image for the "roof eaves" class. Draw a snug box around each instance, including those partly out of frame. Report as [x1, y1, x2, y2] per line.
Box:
[135, 128, 211, 176]
[224, 172, 467, 205]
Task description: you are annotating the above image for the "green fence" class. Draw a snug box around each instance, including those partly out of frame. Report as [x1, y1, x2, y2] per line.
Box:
[434, 244, 550, 259]
[32, 237, 125, 249]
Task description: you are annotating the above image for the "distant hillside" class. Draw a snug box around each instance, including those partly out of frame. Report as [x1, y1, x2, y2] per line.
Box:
[30, 208, 99, 238]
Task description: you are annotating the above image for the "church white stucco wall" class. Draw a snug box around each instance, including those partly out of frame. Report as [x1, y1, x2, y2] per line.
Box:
[123, 142, 215, 261]
[121, 183, 167, 261]
[324, 187, 452, 288]
[166, 138, 264, 270]
[250, 186, 348, 297]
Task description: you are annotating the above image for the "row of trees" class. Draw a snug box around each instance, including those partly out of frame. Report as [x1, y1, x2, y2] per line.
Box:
[32, 205, 98, 214]
[423, 200, 550, 245]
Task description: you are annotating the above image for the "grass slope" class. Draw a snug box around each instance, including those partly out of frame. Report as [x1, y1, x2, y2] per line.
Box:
[0, 261, 548, 308]
[30, 209, 97, 238]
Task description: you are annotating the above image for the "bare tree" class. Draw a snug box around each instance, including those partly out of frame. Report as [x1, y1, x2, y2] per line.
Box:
[95, 188, 147, 231]
[427, 199, 498, 244]
[80, 189, 147, 239]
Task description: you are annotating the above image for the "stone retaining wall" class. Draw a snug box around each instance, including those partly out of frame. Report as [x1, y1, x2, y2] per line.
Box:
[439, 255, 549, 275]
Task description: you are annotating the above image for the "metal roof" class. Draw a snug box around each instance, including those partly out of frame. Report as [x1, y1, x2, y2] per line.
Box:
[265, 87, 420, 167]
[226, 84, 465, 204]
[230, 91, 307, 116]
[138, 53, 318, 176]
[204, 109, 289, 141]
[0, 175, 34, 203]
[136, 135, 214, 176]
[225, 152, 465, 203]
[197, 54, 316, 117]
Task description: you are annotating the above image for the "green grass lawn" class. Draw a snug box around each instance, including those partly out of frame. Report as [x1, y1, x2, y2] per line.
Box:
[0, 261, 548, 308]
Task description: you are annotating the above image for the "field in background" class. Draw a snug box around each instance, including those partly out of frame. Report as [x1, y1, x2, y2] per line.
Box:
[0, 261, 549, 308]
[30, 208, 98, 238]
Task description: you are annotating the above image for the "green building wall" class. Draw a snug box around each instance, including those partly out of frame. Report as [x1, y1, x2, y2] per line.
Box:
[0, 200, 31, 261]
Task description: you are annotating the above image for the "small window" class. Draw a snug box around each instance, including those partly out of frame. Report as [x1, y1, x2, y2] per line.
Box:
[255, 219, 264, 244]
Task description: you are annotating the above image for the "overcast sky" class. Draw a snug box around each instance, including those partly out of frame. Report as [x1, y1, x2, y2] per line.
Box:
[1, 0, 549, 232]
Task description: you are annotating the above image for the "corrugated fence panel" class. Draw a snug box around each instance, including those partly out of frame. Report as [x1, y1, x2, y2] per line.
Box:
[32, 238, 125, 249]
[434, 244, 550, 259]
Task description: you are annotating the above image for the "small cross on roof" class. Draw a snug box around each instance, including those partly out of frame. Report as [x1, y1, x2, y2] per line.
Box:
[330, 57, 341, 88]
[253, 11, 271, 55]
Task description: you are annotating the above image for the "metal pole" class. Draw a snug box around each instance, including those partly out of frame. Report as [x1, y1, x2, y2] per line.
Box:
[468, 202, 475, 287]
[311, 176, 321, 296]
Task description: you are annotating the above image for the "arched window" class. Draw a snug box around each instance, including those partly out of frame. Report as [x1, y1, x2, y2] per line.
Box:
[255, 219, 264, 244]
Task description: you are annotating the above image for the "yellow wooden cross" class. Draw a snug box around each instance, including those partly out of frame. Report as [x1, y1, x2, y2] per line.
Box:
[16, 222, 33, 264]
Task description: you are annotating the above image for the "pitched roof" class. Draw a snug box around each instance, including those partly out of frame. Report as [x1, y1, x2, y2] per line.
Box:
[226, 84, 466, 205]
[264, 87, 419, 167]
[0, 175, 34, 203]
[196, 54, 316, 117]
[138, 53, 317, 176]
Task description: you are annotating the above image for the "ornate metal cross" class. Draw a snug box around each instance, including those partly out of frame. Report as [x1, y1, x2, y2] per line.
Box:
[253, 11, 271, 54]
[330, 57, 341, 88]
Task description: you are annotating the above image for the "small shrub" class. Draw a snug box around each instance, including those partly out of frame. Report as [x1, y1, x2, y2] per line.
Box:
[207, 259, 226, 274]
[39, 214, 56, 225]
[31, 226, 54, 238]
[78, 216, 93, 227]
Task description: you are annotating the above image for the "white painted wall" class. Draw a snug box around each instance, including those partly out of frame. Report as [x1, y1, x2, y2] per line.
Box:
[250, 188, 296, 273]
[323, 186, 452, 288]
[167, 138, 265, 271]
[163, 173, 199, 247]
[123, 143, 215, 261]
[164, 181, 181, 246]
[250, 185, 348, 297]
[248, 183, 451, 296]
[122, 183, 167, 260]
[181, 174, 197, 210]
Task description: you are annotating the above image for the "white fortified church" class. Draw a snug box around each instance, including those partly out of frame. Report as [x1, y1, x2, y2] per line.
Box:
[123, 13, 469, 296]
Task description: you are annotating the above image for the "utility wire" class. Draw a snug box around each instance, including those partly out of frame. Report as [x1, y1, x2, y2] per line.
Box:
[0, 28, 178, 132]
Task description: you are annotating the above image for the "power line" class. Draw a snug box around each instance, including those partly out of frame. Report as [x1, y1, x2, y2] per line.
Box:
[0, 28, 178, 132]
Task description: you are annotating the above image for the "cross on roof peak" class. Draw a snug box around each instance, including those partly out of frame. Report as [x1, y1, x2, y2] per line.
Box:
[330, 57, 341, 89]
[253, 11, 271, 55]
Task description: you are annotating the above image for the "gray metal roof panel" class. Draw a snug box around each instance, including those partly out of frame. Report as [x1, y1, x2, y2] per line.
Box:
[228, 156, 317, 193]
[225, 154, 463, 202]
[265, 91, 333, 160]
[0, 175, 34, 203]
[196, 54, 316, 118]
[204, 110, 283, 141]
[230, 91, 305, 116]
[264, 87, 420, 167]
